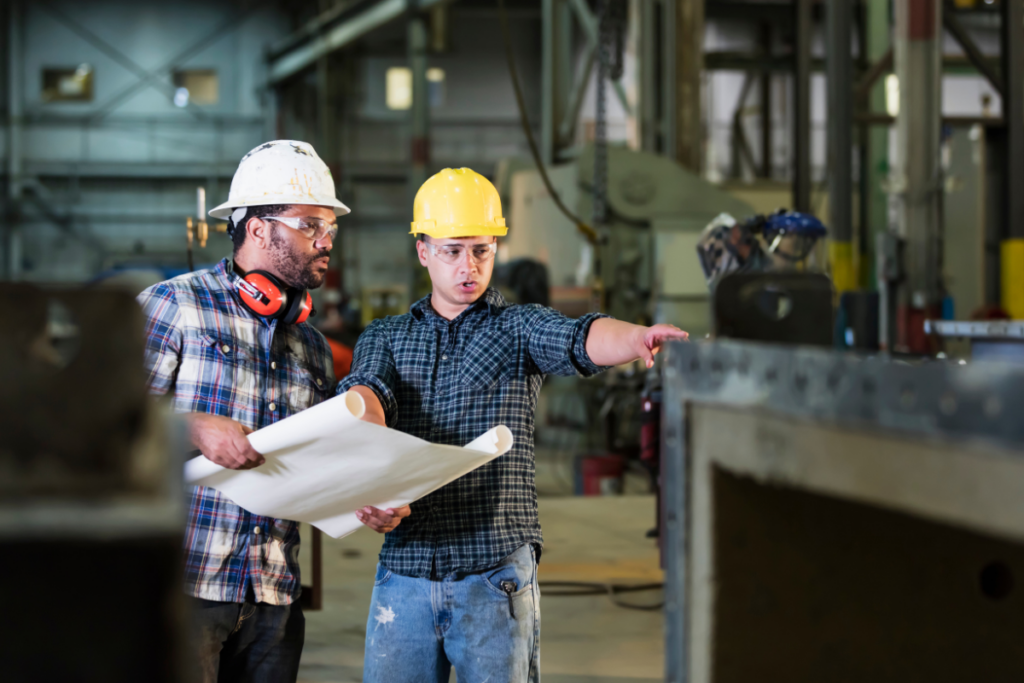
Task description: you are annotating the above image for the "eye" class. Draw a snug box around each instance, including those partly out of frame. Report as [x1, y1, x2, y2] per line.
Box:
[441, 247, 462, 258]
[472, 247, 491, 257]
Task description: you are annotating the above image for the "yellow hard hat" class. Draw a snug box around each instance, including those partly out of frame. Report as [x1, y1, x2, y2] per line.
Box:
[410, 168, 508, 239]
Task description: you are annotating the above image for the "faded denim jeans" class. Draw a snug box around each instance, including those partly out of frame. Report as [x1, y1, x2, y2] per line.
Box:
[363, 544, 541, 683]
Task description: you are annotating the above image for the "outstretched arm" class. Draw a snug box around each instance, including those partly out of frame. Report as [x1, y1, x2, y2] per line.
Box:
[585, 319, 689, 368]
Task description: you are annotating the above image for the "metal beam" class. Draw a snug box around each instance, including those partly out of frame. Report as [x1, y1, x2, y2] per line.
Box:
[638, 0, 658, 152]
[541, 0, 558, 165]
[566, 0, 633, 115]
[661, 0, 677, 158]
[37, 1, 206, 120]
[557, 44, 596, 149]
[894, 0, 943, 352]
[7, 0, 23, 281]
[409, 14, 429, 198]
[793, 0, 812, 213]
[675, 0, 704, 172]
[1004, 0, 1024, 241]
[89, 5, 263, 121]
[943, 1, 1004, 97]
[827, 0, 854, 243]
[759, 21, 772, 178]
[854, 47, 893, 103]
[267, 0, 451, 85]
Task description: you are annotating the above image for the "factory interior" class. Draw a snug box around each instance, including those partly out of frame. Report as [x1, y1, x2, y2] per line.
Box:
[4, 0, 1024, 681]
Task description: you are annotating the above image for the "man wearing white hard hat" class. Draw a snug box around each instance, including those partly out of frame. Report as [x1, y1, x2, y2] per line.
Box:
[340, 168, 688, 682]
[137, 140, 376, 682]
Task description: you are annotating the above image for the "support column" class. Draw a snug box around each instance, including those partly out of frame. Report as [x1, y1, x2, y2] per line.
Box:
[864, 0, 890, 290]
[1001, 0, 1024, 318]
[827, 0, 856, 292]
[661, 0, 676, 158]
[674, 0, 703, 172]
[893, 0, 942, 352]
[760, 21, 772, 179]
[7, 0, 23, 281]
[638, 0, 658, 153]
[793, 0, 812, 213]
[408, 14, 429, 199]
[541, 0, 572, 165]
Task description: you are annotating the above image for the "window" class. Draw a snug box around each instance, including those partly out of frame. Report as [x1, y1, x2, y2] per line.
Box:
[386, 67, 413, 110]
[386, 66, 446, 110]
[427, 67, 445, 108]
[42, 65, 93, 102]
[172, 69, 218, 107]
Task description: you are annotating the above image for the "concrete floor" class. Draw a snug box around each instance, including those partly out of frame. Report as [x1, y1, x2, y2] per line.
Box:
[296, 494, 664, 682]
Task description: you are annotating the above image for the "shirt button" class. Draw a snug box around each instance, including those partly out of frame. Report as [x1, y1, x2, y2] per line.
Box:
[271, 362, 277, 370]
[253, 527, 261, 535]
[442, 355, 448, 360]
[316, 378, 323, 386]
[221, 345, 231, 354]
[268, 402, 277, 411]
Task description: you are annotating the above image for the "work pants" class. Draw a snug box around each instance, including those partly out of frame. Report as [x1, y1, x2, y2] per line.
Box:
[187, 595, 305, 683]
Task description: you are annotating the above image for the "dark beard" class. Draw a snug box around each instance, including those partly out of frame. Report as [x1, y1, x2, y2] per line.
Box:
[269, 227, 329, 289]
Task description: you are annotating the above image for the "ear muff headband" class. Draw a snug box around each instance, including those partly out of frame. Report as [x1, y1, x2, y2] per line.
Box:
[236, 270, 313, 324]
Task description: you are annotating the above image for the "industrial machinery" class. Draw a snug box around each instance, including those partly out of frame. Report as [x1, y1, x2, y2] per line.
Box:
[0, 285, 187, 682]
[662, 340, 1024, 682]
[503, 144, 754, 337]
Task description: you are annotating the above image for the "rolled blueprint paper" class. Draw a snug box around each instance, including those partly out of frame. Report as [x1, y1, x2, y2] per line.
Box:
[184, 391, 514, 538]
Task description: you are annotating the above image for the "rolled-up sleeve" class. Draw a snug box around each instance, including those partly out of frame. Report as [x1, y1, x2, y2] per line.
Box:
[336, 319, 400, 426]
[137, 283, 183, 396]
[519, 305, 611, 377]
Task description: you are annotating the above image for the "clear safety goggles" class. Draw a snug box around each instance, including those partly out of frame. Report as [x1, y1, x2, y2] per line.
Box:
[425, 242, 498, 265]
[264, 216, 338, 242]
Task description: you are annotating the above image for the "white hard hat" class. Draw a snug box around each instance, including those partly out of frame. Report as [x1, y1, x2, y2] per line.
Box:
[209, 140, 351, 220]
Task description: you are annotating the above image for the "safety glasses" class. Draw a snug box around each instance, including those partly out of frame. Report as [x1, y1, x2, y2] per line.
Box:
[424, 242, 498, 265]
[264, 216, 338, 242]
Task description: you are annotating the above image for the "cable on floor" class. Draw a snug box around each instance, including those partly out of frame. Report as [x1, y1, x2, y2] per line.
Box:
[539, 581, 665, 611]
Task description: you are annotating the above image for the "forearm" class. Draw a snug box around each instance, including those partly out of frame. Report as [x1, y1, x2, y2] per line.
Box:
[584, 318, 646, 367]
[349, 385, 387, 426]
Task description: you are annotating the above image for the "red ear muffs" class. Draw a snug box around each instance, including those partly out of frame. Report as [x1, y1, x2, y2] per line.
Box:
[236, 270, 314, 325]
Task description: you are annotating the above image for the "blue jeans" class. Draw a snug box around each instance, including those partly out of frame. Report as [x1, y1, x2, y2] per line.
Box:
[363, 544, 541, 683]
[187, 596, 305, 683]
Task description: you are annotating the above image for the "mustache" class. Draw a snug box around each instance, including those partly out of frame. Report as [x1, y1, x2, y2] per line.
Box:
[309, 249, 331, 262]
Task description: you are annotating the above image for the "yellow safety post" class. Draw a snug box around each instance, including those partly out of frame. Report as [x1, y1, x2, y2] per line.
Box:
[1001, 239, 1024, 319]
[829, 240, 857, 294]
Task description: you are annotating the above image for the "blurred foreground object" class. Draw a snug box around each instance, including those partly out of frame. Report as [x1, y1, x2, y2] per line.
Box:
[663, 340, 1024, 682]
[0, 284, 186, 682]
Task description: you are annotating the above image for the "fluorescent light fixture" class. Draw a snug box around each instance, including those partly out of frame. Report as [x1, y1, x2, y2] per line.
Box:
[885, 74, 900, 118]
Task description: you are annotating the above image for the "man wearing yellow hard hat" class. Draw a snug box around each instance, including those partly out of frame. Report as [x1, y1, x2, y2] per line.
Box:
[338, 168, 688, 682]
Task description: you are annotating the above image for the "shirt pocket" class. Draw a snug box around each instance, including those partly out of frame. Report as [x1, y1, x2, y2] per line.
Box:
[285, 365, 330, 413]
[460, 332, 518, 393]
[199, 334, 257, 399]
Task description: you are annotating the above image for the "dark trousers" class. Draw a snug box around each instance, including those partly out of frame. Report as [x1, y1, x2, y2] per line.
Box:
[187, 596, 305, 683]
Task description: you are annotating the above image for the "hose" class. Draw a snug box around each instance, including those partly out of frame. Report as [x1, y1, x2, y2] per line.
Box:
[539, 580, 665, 611]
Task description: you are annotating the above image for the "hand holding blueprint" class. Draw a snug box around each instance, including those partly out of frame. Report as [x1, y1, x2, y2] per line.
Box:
[183, 391, 513, 538]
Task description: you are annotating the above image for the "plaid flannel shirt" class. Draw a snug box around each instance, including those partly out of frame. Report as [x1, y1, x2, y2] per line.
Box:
[337, 288, 608, 578]
[138, 258, 334, 605]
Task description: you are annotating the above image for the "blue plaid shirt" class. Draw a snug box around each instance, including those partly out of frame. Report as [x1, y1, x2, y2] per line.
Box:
[138, 258, 334, 605]
[338, 288, 608, 578]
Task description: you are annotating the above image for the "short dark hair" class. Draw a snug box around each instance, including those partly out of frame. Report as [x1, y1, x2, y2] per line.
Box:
[229, 204, 291, 253]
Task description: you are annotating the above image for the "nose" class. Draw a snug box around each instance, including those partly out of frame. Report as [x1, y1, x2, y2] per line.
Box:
[315, 232, 334, 250]
[458, 248, 478, 274]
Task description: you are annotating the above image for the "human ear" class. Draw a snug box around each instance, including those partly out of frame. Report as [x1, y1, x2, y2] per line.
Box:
[247, 217, 270, 250]
[416, 239, 429, 267]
